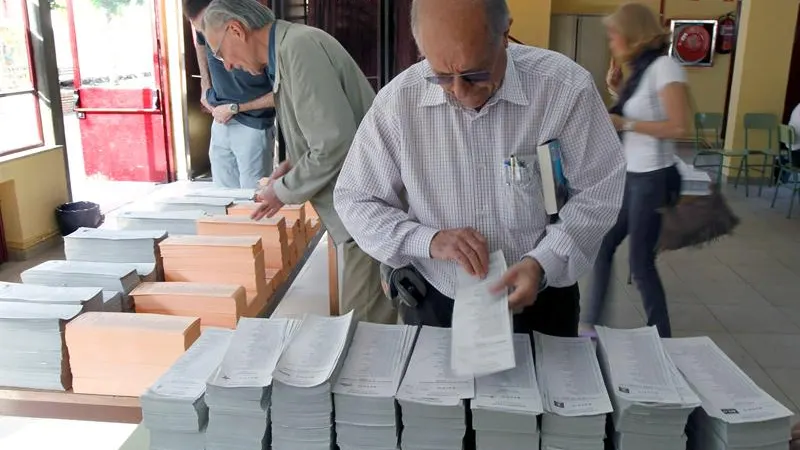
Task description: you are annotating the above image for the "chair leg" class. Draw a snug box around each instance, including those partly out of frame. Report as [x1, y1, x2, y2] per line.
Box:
[734, 157, 744, 189]
[744, 156, 750, 197]
[758, 155, 769, 197]
[771, 168, 783, 208]
[789, 183, 799, 219]
[627, 270, 632, 285]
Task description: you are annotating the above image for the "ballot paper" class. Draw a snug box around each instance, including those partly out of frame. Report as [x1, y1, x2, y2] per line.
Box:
[397, 326, 473, 450]
[664, 336, 794, 450]
[141, 329, 233, 434]
[534, 331, 612, 450]
[332, 323, 418, 450]
[0, 282, 103, 312]
[397, 326, 475, 405]
[451, 249, 514, 378]
[64, 227, 166, 264]
[472, 334, 543, 450]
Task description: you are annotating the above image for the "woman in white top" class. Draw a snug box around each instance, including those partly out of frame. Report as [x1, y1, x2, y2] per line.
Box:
[582, 2, 690, 338]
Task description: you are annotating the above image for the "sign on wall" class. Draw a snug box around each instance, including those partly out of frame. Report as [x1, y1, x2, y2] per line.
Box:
[669, 19, 719, 67]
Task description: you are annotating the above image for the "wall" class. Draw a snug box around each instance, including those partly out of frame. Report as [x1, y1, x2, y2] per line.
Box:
[508, 0, 551, 48]
[0, 147, 69, 257]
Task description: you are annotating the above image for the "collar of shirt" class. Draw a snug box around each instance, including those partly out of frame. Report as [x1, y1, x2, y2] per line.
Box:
[419, 53, 530, 109]
[267, 22, 277, 84]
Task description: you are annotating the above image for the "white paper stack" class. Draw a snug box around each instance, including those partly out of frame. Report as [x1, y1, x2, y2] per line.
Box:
[189, 187, 257, 200]
[664, 336, 795, 450]
[533, 331, 612, 450]
[20, 260, 141, 312]
[0, 302, 82, 390]
[116, 210, 208, 235]
[674, 155, 713, 195]
[64, 227, 167, 265]
[102, 291, 123, 312]
[142, 329, 233, 450]
[451, 250, 515, 378]
[595, 326, 700, 450]
[332, 323, 418, 450]
[472, 333, 543, 450]
[154, 197, 234, 215]
[204, 318, 299, 450]
[396, 326, 474, 450]
[271, 312, 356, 450]
[0, 281, 103, 312]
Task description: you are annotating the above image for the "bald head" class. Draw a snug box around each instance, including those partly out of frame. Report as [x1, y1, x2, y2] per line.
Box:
[411, 0, 510, 50]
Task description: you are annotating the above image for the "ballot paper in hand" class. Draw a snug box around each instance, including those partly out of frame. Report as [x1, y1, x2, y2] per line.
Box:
[451, 250, 514, 378]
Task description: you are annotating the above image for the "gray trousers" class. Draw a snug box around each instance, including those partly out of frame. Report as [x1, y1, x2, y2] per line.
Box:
[209, 120, 274, 189]
[341, 240, 398, 324]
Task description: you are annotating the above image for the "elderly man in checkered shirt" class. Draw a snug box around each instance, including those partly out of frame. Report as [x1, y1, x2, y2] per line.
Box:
[334, 0, 626, 336]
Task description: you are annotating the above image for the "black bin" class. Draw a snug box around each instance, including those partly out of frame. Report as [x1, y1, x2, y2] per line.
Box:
[55, 201, 104, 236]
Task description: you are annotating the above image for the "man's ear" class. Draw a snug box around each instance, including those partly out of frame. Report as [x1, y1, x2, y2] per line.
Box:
[229, 20, 247, 40]
[503, 18, 513, 47]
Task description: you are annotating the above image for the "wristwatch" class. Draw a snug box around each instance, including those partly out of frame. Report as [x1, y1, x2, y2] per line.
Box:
[229, 103, 240, 114]
[622, 120, 635, 132]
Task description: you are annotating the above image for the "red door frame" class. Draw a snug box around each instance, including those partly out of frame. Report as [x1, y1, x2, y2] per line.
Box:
[64, 0, 175, 182]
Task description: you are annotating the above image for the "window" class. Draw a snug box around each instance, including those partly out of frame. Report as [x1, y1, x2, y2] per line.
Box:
[0, 0, 44, 154]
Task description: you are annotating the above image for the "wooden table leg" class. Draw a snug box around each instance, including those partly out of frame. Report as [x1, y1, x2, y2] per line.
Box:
[328, 235, 340, 316]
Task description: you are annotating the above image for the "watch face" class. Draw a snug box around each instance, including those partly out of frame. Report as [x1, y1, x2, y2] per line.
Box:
[230, 104, 239, 113]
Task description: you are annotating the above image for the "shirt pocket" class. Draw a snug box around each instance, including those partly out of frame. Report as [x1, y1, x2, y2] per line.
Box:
[500, 152, 548, 233]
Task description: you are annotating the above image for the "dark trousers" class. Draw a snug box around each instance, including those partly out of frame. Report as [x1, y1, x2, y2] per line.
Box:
[400, 279, 580, 338]
[585, 165, 681, 337]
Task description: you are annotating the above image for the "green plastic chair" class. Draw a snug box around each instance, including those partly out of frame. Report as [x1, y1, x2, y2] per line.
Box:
[770, 124, 800, 218]
[692, 112, 725, 181]
[734, 113, 779, 197]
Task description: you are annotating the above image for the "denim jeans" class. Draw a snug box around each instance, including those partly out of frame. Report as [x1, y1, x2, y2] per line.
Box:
[585, 165, 681, 337]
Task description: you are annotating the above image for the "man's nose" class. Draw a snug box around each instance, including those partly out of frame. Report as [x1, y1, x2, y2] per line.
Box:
[451, 76, 472, 100]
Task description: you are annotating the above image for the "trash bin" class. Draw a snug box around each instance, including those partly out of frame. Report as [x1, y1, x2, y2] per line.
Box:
[55, 201, 104, 236]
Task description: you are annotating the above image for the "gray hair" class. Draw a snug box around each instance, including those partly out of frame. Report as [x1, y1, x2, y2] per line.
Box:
[410, 0, 510, 46]
[202, 0, 275, 33]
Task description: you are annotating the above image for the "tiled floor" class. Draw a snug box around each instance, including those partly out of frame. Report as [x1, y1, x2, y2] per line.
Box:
[0, 179, 799, 449]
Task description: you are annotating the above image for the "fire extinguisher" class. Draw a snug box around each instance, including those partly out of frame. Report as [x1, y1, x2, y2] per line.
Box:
[716, 13, 736, 54]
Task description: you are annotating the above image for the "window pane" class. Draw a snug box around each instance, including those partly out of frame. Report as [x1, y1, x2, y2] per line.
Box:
[0, 93, 41, 152]
[0, 0, 34, 93]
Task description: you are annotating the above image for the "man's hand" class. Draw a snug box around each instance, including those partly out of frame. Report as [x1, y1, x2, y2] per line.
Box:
[259, 161, 292, 189]
[251, 184, 285, 220]
[429, 228, 489, 278]
[212, 104, 235, 124]
[491, 257, 544, 310]
[200, 88, 212, 113]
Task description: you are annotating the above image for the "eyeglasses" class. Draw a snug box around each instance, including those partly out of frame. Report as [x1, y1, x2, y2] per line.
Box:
[425, 70, 492, 86]
[210, 27, 229, 62]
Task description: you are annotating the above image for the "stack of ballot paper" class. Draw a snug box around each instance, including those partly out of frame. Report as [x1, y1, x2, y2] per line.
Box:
[533, 331, 613, 450]
[141, 328, 233, 450]
[130, 282, 247, 328]
[64, 227, 166, 270]
[332, 323, 418, 450]
[0, 281, 104, 312]
[451, 250, 515, 378]
[396, 326, 474, 450]
[20, 260, 142, 312]
[65, 312, 201, 396]
[102, 291, 123, 312]
[204, 318, 299, 450]
[116, 210, 207, 235]
[0, 302, 82, 390]
[595, 326, 700, 450]
[271, 312, 356, 450]
[227, 203, 306, 263]
[160, 235, 270, 317]
[154, 197, 234, 215]
[472, 334, 543, 450]
[664, 336, 795, 450]
[187, 187, 256, 201]
[197, 215, 290, 288]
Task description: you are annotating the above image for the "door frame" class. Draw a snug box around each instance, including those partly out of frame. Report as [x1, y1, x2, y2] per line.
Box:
[64, 0, 175, 182]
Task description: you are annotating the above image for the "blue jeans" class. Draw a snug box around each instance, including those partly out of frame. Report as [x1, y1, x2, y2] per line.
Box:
[209, 120, 275, 189]
[585, 165, 681, 337]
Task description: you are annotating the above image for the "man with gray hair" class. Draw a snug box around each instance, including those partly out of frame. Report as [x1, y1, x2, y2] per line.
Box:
[199, 0, 396, 324]
[334, 0, 626, 336]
